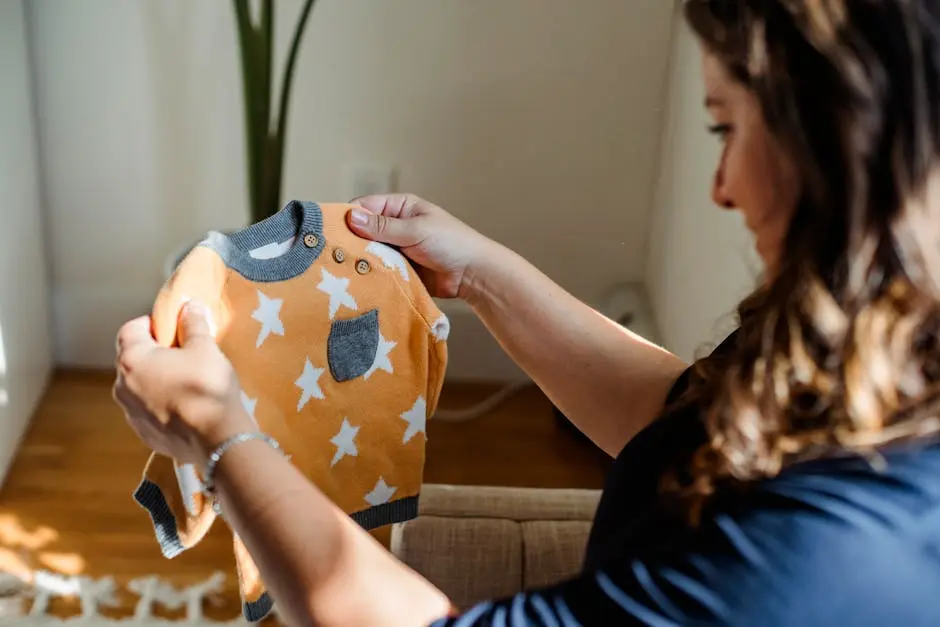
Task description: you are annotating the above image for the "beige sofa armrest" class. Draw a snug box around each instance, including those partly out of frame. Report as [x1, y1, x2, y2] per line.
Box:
[390, 484, 601, 610]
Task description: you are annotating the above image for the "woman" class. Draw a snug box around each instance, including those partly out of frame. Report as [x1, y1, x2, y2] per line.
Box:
[113, 0, 940, 624]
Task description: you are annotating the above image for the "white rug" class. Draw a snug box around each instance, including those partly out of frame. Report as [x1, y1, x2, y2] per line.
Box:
[0, 571, 281, 626]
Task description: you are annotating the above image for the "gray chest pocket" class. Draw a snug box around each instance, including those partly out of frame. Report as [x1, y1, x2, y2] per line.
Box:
[328, 309, 379, 382]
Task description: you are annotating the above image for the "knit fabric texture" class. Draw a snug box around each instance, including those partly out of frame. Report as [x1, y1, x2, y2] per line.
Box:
[133, 200, 449, 622]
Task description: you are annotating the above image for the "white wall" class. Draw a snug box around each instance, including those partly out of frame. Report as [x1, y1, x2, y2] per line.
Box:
[27, 0, 675, 370]
[0, 0, 54, 485]
[645, 10, 761, 362]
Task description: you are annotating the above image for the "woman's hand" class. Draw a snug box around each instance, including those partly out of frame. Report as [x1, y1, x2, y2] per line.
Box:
[114, 302, 454, 626]
[112, 301, 255, 469]
[346, 193, 493, 299]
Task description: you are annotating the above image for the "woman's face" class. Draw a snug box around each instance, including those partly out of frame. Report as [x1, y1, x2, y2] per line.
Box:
[701, 48, 800, 273]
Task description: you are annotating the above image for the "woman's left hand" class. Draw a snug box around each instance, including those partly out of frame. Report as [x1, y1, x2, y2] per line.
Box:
[112, 301, 255, 469]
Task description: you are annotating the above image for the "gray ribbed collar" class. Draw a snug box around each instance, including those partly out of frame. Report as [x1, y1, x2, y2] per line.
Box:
[199, 200, 324, 282]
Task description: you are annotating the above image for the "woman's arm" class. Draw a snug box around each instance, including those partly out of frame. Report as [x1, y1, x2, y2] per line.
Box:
[114, 310, 453, 627]
[211, 436, 452, 627]
[347, 194, 689, 457]
[463, 241, 688, 456]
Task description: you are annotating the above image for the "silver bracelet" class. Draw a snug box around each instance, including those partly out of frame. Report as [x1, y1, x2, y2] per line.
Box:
[201, 431, 285, 496]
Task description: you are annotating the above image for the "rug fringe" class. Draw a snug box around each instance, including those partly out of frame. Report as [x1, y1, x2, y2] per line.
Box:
[0, 570, 276, 625]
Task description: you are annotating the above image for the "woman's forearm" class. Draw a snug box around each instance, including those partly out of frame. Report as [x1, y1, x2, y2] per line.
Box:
[210, 436, 451, 627]
[463, 241, 688, 456]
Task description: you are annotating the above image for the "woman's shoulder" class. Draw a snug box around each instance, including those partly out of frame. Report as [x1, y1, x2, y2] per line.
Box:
[660, 327, 740, 407]
[751, 436, 940, 521]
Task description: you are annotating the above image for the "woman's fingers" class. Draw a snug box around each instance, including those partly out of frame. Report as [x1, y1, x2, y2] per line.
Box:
[179, 300, 216, 347]
[113, 371, 163, 449]
[116, 316, 154, 354]
[346, 206, 426, 247]
[350, 193, 421, 219]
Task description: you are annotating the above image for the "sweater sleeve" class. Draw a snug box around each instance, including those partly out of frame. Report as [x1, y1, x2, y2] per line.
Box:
[133, 243, 231, 557]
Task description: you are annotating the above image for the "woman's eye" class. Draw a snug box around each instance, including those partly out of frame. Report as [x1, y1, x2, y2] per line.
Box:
[708, 123, 732, 140]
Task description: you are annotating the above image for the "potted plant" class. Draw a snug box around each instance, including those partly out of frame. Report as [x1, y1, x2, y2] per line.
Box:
[164, 0, 317, 279]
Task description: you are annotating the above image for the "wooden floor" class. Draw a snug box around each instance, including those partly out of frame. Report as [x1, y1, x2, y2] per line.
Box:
[0, 370, 610, 621]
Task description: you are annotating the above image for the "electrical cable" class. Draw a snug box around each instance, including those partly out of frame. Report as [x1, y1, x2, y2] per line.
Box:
[431, 379, 534, 422]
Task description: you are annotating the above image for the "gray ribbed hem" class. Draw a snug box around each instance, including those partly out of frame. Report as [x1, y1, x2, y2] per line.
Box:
[199, 200, 324, 282]
[351, 495, 419, 530]
[243, 591, 274, 622]
[133, 479, 185, 559]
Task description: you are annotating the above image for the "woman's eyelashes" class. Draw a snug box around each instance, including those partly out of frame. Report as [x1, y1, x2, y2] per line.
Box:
[708, 123, 732, 140]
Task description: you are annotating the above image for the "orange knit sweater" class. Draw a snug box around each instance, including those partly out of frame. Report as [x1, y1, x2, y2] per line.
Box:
[133, 200, 448, 622]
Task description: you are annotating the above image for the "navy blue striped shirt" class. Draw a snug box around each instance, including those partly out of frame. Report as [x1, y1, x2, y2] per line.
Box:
[430, 357, 940, 625]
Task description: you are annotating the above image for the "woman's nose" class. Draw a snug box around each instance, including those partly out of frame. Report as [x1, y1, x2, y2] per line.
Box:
[711, 168, 734, 209]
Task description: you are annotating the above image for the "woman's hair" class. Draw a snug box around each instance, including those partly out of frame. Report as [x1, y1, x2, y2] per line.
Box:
[668, 0, 940, 522]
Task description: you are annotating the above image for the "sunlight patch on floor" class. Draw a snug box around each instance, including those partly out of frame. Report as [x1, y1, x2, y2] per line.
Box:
[0, 516, 88, 593]
[0, 547, 32, 581]
[0, 515, 86, 580]
[0, 514, 58, 550]
[37, 552, 85, 575]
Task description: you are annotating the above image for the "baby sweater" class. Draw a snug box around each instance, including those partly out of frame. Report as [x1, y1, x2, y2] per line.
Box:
[133, 200, 449, 622]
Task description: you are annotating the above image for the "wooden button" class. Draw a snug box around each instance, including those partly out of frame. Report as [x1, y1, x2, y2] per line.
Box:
[355, 259, 371, 274]
[333, 248, 346, 263]
[303, 233, 319, 248]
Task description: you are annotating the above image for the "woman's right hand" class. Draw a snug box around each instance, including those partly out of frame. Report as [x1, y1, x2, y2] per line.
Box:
[345, 193, 492, 299]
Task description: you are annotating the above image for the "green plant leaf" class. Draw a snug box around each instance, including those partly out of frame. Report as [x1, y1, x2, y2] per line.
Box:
[235, 0, 316, 223]
[232, 0, 262, 218]
[272, 0, 316, 191]
[259, 0, 274, 134]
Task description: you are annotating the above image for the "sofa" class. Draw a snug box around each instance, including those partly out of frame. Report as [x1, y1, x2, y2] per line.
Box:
[389, 483, 603, 610]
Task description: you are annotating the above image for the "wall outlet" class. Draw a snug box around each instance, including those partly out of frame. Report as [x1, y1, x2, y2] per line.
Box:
[346, 164, 397, 199]
[600, 282, 661, 345]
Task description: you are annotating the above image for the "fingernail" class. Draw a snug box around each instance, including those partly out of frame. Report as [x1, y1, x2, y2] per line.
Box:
[184, 299, 208, 318]
[350, 209, 369, 227]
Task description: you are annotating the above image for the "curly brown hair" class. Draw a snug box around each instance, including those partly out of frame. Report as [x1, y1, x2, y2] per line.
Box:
[668, 0, 940, 523]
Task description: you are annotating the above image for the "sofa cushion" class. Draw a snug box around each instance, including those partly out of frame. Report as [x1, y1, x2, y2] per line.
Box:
[390, 485, 602, 609]
[521, 520, 594, 589]
[390, 515, 523, 609]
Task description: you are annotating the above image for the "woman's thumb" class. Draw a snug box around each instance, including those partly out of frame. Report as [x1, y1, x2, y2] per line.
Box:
[179, 299, 217, 346]
[347, 207, 419, 247]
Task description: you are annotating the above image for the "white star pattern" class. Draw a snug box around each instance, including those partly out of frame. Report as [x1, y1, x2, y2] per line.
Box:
[316, 268, 358, 319]
[363, 332, 396, 380]
[364, 477, 397, 506]
[330, 418, 359, 466]
[174, 463, 201, 516]
[295, 359, 326, 411]
[240, 391, 259, 427]
[366, 241, 411, 282]
[251, 290, 285, 348]
[431, 314, 450, 341]
[400, 396, 427, 444]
